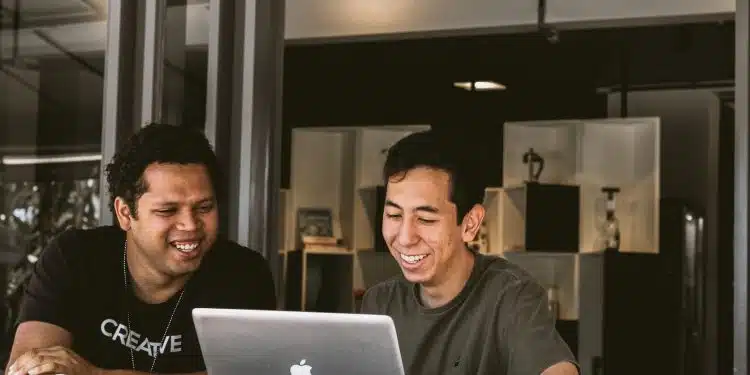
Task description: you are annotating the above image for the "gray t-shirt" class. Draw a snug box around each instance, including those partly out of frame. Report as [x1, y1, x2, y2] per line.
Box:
[360, 253, 577, 375]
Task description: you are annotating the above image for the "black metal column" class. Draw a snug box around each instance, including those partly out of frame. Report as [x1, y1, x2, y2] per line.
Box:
[210, 0, 285, 293]
[99, 0, 141, 225]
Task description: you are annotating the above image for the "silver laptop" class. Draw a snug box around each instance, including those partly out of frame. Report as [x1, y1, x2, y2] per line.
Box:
[192, 308, 405, 375]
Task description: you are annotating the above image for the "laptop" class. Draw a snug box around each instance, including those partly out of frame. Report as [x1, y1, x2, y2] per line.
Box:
[192, 308, 406, 375]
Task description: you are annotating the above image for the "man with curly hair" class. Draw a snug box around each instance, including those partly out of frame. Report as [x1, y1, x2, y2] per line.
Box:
[4, 123, 277, 375]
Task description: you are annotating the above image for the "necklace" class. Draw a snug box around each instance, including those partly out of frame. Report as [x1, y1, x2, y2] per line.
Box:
[122, 240, 185, 373]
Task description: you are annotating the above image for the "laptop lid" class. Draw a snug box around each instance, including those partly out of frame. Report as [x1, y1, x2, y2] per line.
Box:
[192, 308, 405, 375]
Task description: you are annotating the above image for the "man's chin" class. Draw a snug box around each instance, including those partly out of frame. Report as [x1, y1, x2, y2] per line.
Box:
[165, 256, 203, 277]
[164, 266, 199, 280]
[402, 269, 434, 285]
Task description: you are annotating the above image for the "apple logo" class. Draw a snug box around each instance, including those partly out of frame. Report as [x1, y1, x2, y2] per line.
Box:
[290, 359, 312, 375]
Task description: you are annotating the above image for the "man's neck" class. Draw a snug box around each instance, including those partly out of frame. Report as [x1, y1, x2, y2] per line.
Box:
[126, 246, 190, 304]
[420, 248, 476, 309]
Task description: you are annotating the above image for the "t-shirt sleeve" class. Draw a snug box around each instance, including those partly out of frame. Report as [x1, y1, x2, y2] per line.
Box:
[500, 279, 578, 375]
[17, 230, 79, 333]
[360, 281, 395, 315]
[359, 287, 380, 314]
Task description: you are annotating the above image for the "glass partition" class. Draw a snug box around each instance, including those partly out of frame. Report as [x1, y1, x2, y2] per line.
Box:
[159, 0, 208, 130]
[0, 0, 106, 351]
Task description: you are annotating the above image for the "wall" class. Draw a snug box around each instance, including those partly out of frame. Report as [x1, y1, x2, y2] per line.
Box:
[0, 1, 735, 60]
[0, 59, 103, 153]
[0, 68, 40, 150]
[36, 59, 103, 151]
[607, 88, 722, 375]
[607, 89, 720, 212]
[286, 0, 735, 41]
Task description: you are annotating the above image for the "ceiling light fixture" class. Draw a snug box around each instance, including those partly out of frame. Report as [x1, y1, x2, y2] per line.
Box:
[453, 81, 506, 91]
[2, 153, 102, 166]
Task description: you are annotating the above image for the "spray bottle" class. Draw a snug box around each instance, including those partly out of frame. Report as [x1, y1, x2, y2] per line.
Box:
[600, 186, 621, 252]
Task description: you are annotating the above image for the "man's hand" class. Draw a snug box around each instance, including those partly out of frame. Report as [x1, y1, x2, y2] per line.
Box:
[7, 346, 101, 375]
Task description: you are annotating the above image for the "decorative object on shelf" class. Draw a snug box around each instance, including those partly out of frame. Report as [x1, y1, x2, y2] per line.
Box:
[547, 285, 560, 319]
[597, 186, 622, 253]
[295, 208, 335, 311]
[301, 235, 348, 253]
[296, 207, 334, 248]
[522, 147, 545, 183]
[503, 118, 660, 253]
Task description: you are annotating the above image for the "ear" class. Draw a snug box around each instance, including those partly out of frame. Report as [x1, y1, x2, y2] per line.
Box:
[460, 204, 485, 243]
[113, 197, 135, 231]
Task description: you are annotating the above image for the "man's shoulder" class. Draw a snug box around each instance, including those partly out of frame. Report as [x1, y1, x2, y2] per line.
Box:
[54, 225, 123, 244]
[477, 254, 538, 285]
[361, 254, 546, 312]
[366, 273, 410, 294]
[474, 253, 549, 301]
[201, 238, 270, 275]
[361, 275, 410, 311]
[44, 225, 123, 261]
[209, 238, 267, 261]
[194, 239, 276, 309]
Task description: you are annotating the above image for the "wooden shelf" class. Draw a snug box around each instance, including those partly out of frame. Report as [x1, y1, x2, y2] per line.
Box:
[492, 117, 661, 255]
[291, 247, 353, 255]
[479, 116, 661, 323]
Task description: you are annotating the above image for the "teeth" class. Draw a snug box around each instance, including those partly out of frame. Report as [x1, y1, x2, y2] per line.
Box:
[173, 242, 199, 252]
[399, 253, 426, 264]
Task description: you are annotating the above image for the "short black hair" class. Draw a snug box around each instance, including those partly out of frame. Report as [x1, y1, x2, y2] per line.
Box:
[382, 130, 485, 221]
[105, 123, 222, 218]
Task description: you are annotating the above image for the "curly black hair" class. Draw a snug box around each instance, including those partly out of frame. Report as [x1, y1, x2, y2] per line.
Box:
[105, 123, 222, 218]
[383, 130, 485, 222]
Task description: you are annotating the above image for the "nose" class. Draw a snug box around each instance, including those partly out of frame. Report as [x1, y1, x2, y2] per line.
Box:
[176, 210, 201, 231]
[396, 219, 419, 247]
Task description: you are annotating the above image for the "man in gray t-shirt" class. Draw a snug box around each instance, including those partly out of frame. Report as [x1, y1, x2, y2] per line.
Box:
[360, 130, 578, 375]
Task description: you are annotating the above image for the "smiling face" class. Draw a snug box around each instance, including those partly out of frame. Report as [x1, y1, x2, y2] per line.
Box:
[114, 162, 219, 278]
[382, 166, 483, 287]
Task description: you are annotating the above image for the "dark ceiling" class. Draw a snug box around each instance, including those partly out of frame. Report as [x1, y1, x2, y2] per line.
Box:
[279, 21, 735, 188]
[0, 20, 735, 144]
[0, 20, 736, 186]
[283, 21, 735, 126]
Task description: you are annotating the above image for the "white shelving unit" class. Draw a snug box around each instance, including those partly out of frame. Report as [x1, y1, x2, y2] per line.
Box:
[278, 118, 660, 319]
[486, 117, 661, 255]
[280, 125, 431, 311]
[481, 117, 661, 321]
[503, 120, 580, 188]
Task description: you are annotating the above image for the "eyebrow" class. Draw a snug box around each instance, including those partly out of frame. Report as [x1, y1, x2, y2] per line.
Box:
[153, 197, 215, 206]
[385, 199, 439, 214]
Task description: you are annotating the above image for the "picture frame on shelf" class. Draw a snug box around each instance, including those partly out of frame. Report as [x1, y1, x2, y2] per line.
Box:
[296, 207, 334, 249]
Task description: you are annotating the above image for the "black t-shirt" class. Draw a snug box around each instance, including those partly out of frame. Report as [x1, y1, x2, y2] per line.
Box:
[17, 225, 277, 373]
[361, 253, 577, 375]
